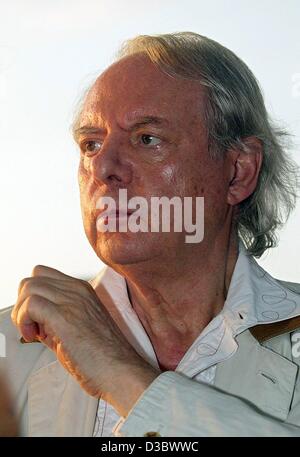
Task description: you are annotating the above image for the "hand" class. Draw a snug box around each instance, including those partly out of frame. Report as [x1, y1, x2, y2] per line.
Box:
[11, 266, 159, 416]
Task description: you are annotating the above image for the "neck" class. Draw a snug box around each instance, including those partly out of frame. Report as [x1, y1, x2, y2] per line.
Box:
[113, 230, 239, 370]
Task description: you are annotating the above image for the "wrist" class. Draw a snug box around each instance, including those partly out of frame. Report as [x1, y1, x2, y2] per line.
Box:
[103, 359, 160, 417]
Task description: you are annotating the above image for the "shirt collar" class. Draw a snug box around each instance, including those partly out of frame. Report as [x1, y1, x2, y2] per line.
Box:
[90, 242, 300, 376]
[224, 241, 300, 334]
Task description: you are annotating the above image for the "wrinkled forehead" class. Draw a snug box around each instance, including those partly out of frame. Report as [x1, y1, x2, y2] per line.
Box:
[78, 54, 207, 129]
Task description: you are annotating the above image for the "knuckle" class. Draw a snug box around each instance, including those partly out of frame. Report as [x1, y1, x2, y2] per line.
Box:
[31, 265, 44, 277]
[25, 294, 39, 308]
[18, 277, 30, 295]
[22, 295, 39, 318]
[11, 306, 17, 324]
[16, 297, 36, 327]
[21, 280, 32, 296]
[81, 279, 94, 293]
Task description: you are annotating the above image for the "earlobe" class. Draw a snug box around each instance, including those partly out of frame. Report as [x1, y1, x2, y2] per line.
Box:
[227, 137, 263, 206]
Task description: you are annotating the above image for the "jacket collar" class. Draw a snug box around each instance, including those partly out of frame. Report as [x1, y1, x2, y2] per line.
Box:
[222, 242, 300, 335]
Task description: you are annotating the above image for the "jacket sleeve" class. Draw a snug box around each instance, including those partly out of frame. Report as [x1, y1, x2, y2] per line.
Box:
[114, 371, 300, 437]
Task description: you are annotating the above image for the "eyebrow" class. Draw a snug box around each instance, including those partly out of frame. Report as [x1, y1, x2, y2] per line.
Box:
[73, 116, 169, 142]
[124, 115, 169, 129]
[73, 126, 105, 142]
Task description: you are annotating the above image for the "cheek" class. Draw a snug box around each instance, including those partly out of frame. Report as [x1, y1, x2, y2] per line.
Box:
[78, 159, 95, 200]
[78, 156, 91, 182]
[147, 162, 205, 198]
[201, 176, 229, 225]
[154, 163, 188, 196]
[160, 165, 177, 185]
[82, 154, 92, 172]
[78, 166, 93, 219]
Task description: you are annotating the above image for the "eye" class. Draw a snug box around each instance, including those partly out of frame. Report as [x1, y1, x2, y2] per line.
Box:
[140, 134, 161, 147]
[81, 140, 102, 156]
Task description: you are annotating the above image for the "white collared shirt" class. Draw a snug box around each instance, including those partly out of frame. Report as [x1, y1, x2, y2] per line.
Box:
[90, 243, 299, 437]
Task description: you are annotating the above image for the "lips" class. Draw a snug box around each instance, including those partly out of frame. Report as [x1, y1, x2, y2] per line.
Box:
[95, 208, 135, 223]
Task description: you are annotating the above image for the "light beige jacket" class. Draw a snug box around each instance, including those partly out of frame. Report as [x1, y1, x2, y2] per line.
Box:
[1, 276, 300, 436]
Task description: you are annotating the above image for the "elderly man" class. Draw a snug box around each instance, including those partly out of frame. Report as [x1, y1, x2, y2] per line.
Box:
[1, 32, 300, 437]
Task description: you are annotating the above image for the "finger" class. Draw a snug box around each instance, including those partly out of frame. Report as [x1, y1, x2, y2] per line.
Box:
[19, 324, 47, 344]
[17, 271, 70, 297]
[31, 264, 75, 281]
[19, 323, 46, 345]
[12, 279, 62, 326]
[18, 277, 30, 296]
[16, 266, 71, 297]
[16, 294, 56, 343]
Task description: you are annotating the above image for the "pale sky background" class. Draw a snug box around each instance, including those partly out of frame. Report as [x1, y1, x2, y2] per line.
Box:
[0, 0, 299, 309]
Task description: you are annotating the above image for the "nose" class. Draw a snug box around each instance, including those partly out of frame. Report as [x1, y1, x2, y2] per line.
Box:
[89, 137, 133, 186]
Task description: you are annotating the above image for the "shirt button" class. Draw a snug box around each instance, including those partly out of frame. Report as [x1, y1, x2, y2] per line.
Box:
[144, 431, 161, 437]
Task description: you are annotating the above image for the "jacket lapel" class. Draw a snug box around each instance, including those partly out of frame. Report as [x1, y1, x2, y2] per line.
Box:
[28, 360, 98, 436]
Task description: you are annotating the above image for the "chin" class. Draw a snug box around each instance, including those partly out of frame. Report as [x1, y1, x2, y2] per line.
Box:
[94, 232, 161, 267]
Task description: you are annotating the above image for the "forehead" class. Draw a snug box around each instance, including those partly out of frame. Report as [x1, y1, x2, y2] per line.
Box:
[79, 54, 206, 128]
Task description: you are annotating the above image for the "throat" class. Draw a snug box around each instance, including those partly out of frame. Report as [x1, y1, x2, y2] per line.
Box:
[157, 360, 180, 372]
[153, 344, 191, 372]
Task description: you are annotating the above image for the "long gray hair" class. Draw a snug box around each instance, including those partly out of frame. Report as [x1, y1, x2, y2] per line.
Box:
[115, 32, 299, 257]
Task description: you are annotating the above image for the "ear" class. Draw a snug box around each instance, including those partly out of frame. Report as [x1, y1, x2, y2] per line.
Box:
[227, 137, 263, 206]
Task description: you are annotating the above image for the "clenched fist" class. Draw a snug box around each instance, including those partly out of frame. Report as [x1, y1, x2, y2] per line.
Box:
[11, 266, 159, 416]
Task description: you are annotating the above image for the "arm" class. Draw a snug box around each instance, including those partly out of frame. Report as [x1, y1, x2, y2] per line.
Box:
[115, 371, 300, 437]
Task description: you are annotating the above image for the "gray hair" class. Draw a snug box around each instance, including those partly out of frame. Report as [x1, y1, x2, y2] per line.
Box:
[114, 31, 299, 257]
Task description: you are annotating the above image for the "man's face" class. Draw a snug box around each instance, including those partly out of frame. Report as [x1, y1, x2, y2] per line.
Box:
[75, 54, 231, 268]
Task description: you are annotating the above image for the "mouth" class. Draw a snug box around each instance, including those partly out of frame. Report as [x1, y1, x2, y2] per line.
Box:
[95, 208, 134, 223]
